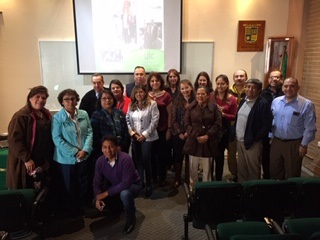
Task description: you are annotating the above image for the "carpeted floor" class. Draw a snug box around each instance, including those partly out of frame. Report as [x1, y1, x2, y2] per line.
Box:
[43, 172, 207, 240]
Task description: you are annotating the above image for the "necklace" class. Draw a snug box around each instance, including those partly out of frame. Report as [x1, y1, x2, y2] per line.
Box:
[150, 90, 164, 99]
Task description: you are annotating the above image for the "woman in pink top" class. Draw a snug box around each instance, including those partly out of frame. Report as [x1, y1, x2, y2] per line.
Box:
[210, 74, 237, 181]
[110, 79, 131, 114]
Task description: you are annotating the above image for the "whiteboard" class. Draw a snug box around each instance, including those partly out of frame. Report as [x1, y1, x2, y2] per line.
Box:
[39, 41, 214, 111]
[181, 42, 214, 83]
[39, 41, 87, 111]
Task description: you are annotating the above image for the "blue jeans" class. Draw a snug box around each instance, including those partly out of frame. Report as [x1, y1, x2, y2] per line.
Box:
[120, 183, 142, 224]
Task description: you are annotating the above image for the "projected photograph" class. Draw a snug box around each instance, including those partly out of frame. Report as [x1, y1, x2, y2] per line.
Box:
[73, 0, 182, 74]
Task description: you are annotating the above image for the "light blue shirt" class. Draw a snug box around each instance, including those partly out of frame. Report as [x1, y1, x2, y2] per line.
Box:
[271, 94, 316, 146]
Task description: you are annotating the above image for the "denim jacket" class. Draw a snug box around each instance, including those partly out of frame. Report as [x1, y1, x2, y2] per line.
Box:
[52, 108, 93, 164]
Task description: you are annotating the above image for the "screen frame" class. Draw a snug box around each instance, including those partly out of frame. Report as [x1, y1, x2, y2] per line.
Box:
[72, 0, 183, 74]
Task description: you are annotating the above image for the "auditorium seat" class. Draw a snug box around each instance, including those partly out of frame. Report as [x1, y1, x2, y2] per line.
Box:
[288, 177, 320, 218]
[182, 181, 243, 240]
[284, 218, 320, 240]
[242, 180, 296, 223]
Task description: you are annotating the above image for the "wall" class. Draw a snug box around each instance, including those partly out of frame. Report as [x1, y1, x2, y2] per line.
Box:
[183, 0, 290, 79]
[301, 0, 320, 175]
[286, 0, 307, 81]
[0, 0, 290, 133]
[0, 0, 74, 133]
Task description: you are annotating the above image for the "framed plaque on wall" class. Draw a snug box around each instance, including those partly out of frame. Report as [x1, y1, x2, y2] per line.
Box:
[237, 20, 266, 52]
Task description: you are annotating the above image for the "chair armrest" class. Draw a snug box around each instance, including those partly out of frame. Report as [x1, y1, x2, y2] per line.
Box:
[0, 231, 9, 240]
[33, 187, 48, 207]
[205, 224, 216, 240]
[183, 182, 195, 222]
[183, 183, 195, 206]
[31, 187, 48, 221]
[264, 217, 284, 234]
[183, 183, 190, 198]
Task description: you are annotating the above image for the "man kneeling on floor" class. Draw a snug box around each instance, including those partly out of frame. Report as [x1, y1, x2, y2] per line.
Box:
[93, 135, 142, 234]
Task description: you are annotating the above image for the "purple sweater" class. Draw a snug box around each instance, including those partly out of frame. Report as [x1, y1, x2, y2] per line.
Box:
[93, 151, 140, 197]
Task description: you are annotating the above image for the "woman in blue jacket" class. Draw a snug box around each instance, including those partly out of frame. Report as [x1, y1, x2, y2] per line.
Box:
[52, 89, 93, 218]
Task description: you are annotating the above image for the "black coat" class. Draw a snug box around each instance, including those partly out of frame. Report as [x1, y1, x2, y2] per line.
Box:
[237, 96, 272, 150]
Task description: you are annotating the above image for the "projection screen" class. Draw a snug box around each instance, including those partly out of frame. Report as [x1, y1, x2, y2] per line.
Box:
[73, 0, 182, 74]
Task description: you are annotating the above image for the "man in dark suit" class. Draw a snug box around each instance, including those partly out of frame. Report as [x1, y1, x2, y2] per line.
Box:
[125, 66, 147, 98]
[79, 73, 107, 205]
[79, 73, 106, 118]
[260, 70, 284, 179]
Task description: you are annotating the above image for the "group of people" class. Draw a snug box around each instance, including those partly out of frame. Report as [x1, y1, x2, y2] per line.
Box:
[5, 66, 317, 235]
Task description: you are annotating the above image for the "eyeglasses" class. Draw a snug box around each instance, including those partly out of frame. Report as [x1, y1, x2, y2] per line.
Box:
[101, 97, 113, 101]
[63, 97, 76, 101]
[269, 76, 281, 80]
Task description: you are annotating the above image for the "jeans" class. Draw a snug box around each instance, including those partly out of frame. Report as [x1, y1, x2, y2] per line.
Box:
[120, 183, 142, 224]
[132, 140, 153, 186]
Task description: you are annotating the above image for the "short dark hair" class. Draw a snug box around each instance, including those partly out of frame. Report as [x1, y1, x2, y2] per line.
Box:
[234, 69, 248, 79]
[92, 73, 104, 82]
[134, 66, 145, 72]
[246, 78, 263, 90]
[57, 89, 80, 106]
[268, 69, 283, 79]
[284, 77, 299, 86]
[27, 85, 49, 99]
[101, 135, 118, 146]
[147, 72, 165, 90]
[109, 79, 124, 94]
[97, 89, 117, 110]
[196, 86, 210, 95]
[27, 85, 49, 108]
